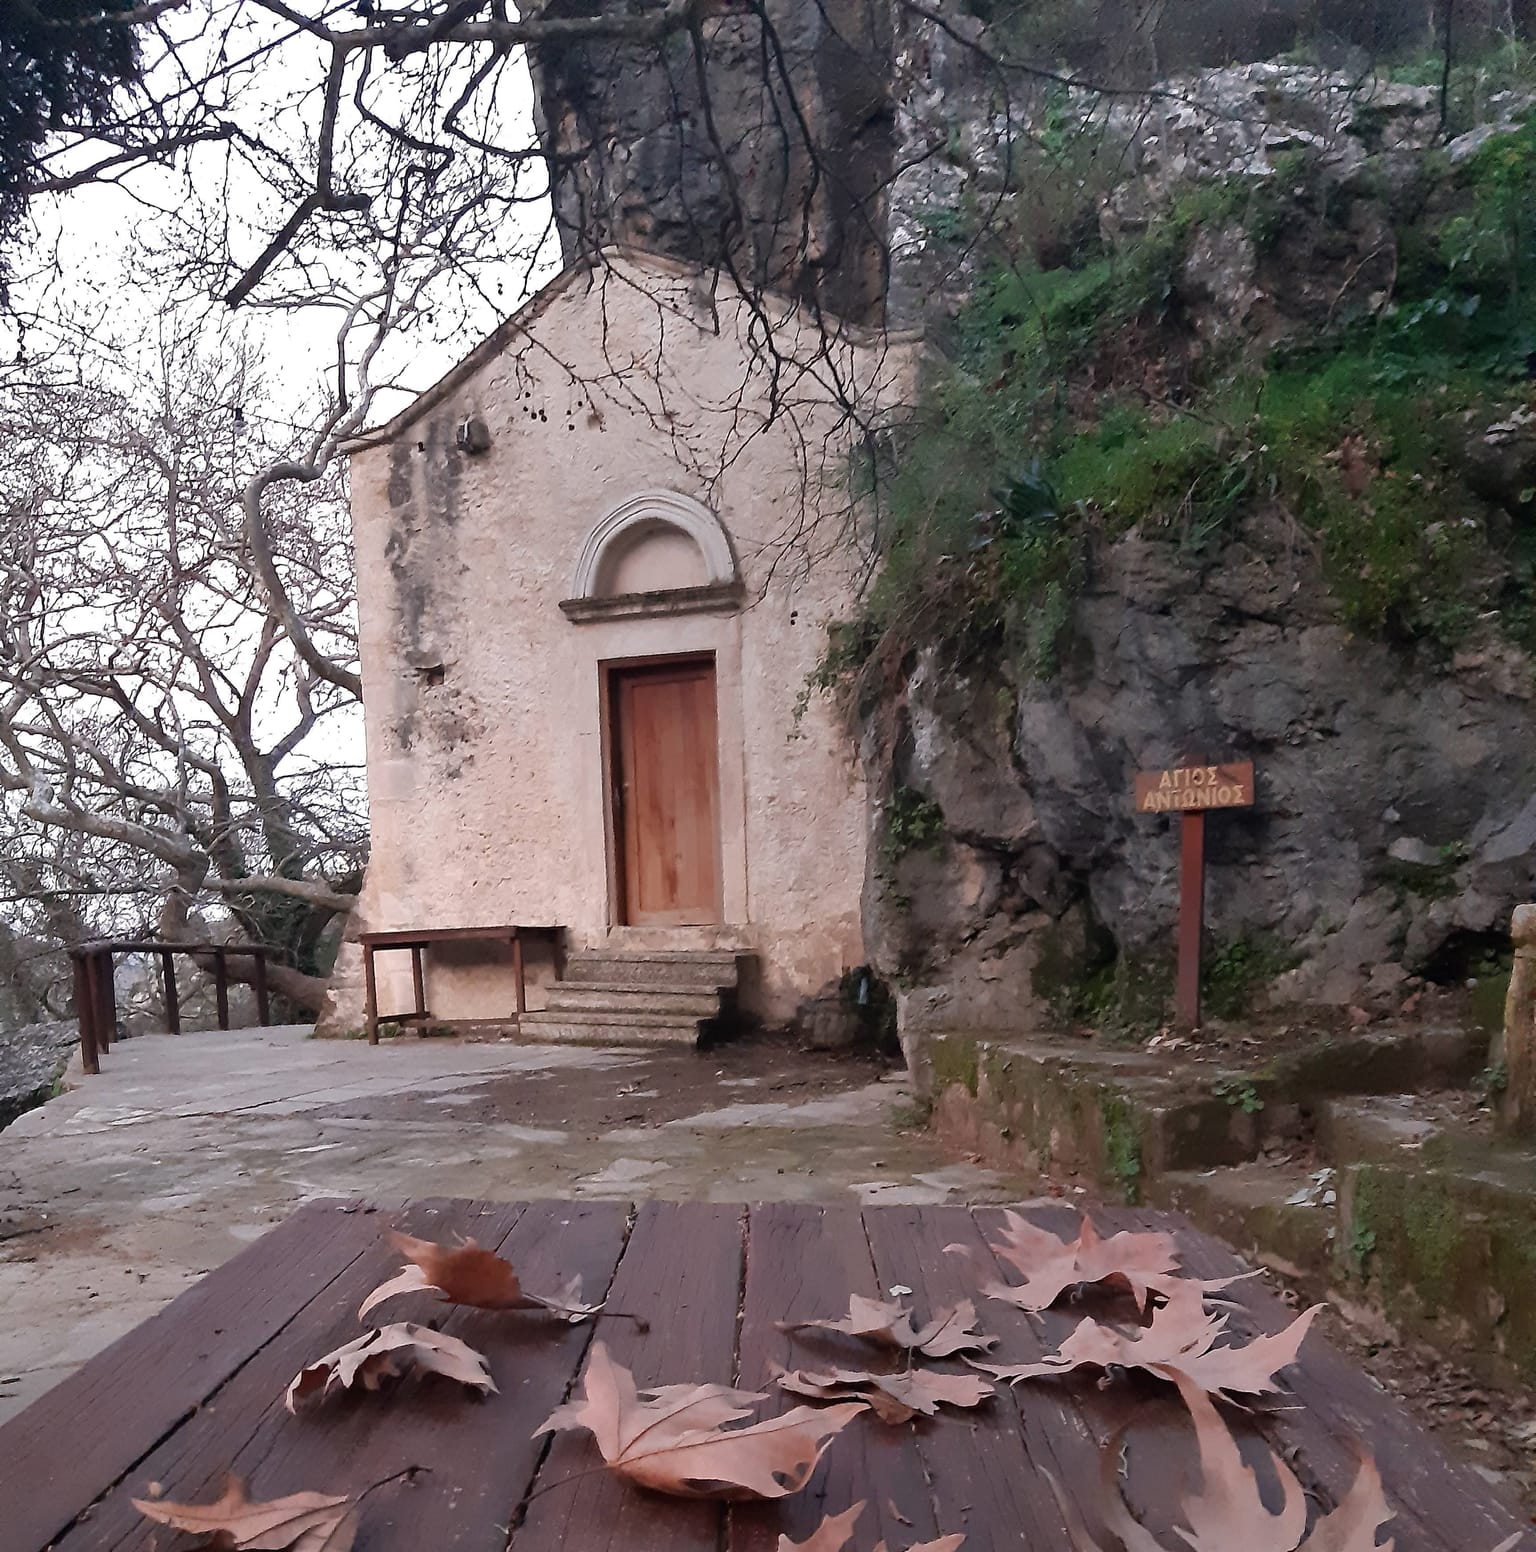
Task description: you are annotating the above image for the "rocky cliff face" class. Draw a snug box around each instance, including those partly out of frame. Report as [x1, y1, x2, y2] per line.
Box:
[531, 1, 1530, 326]
[864, 57, 1536, 1028]
[875, 515, 1536, 1031]
[530, 0, 897, 324]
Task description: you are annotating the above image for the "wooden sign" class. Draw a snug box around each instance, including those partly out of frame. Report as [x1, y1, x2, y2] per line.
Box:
[1133, 757, 1256, 1030]
[1134, 761, 1254, 815]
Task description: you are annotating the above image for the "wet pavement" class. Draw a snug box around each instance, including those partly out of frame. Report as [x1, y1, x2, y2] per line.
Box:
[0, 1024, 1022, 1421]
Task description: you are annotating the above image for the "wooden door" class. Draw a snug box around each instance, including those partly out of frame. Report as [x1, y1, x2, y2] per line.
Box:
[610, 658, 722, 926]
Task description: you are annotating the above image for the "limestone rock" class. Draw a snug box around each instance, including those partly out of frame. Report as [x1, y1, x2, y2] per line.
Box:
[870, 511, 1536, 1015]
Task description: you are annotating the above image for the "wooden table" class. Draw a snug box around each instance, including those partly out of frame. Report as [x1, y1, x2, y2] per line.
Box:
[69, 939, 275, 1076]
[358, 925, 564, 1044]
[1, 1198, 1525, 1552]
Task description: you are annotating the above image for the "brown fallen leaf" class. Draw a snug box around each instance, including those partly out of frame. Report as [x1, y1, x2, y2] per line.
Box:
[359, 1231, 602, 1322]
[779, 1501, 965, 1552]
[777, 1365, 994, 1424]
[285, 1321, 495, 1411]
[959, 1211, 1248, 1314]
[537, 1340, 864, 1498]
[133, 1474, 357, 1551]
[780, 1501, 867, 1550]
[780, 1294, 996, 1358]
[1045, 1369, 1394, 1552]
[978, 1282, 1320, 1401]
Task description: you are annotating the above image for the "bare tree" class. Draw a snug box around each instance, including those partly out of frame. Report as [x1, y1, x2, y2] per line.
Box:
[0, 324, 366, 1013]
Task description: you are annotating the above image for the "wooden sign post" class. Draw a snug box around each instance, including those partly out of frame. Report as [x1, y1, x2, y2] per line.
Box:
[1132, 760, 1255, 1029]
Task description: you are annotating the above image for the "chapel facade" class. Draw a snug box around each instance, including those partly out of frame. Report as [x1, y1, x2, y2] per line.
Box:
[320, 251, 907, 1040]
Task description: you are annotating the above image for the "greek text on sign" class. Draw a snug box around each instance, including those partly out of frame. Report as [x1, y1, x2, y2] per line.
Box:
[1134, 761, 1255, 814]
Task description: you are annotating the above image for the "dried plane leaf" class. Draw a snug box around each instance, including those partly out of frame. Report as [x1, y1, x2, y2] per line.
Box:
[959, 1211, 1249, 1314]
[776, 1503, 965, 1552]
[523, 1272, 606, 1323]
[1047, 1371, 1397, 1552]
[133, 1473, 354, 1550]
[778, 1365, 994, 1424]
[781, 1294, 995, 1358]
[1169, 1371, 1311, 1552]
[285, 1321, 495, 1411]
[294, 1507, 360, 1552]
[978, 1281, 1320, 1401]
[781, 1293, 918, 1348]
[537, 1340, 864, 1499]
[909, 1300, 998, 1358]
[358, 1230, 602, 1322]
[779, 1501, 868, 1550]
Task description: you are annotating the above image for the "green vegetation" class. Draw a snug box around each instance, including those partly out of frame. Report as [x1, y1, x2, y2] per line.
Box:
[1098, 1091, 1143, 1203]
[1211, 1075, 1265, 1115]
[831, 106, 1536, 697]
[880, 786, 947, 863]
[1203, 937, 1297, 1020]
[1474, 1059, 1511, 1099]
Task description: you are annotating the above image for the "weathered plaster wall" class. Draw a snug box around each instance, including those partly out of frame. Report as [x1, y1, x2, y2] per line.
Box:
[324, 255, 904, 1029]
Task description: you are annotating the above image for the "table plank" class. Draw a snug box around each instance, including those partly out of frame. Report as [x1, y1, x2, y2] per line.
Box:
[728, 1201, 940, 1552]
[177, 1198, 634, 1552]
[512, 1199, 745, 1552]
[0, 1198, 382, 1552]
[45, 1200, 522, 1552]
[862, 1204, 1081, 1552]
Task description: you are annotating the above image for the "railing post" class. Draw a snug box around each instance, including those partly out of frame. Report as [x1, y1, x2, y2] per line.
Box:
[93, 950, 115, 1052]
[73, 952, 99, 1076]
[161, 951, 181, 1035]
[214, 948, 230, 1030]
[253, 951, 271, 1027]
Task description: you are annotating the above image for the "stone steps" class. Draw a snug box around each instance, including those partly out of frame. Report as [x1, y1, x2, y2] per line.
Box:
[520, 951, 746, 1047]
[539, 984, 723, 1018]
[923, 1021, 1536, 1382]
[560, 951, 742, 991]
[517, 1010, 705, 1046]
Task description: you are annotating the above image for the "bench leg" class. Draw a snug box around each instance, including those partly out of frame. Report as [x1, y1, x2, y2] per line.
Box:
[512, 931, 526, 1017]
[411, 945, 426, 1020]
[364, 946, 379, 1045]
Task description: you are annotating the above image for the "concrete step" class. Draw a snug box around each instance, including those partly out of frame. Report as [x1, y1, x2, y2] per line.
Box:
[518, 1009, 706, 1047]
[1148, 1162, 1339, 1284]
[925, 1023, 1494, 1198]
[540, 984, 721, 1017]
[1150, 1127, 1536, 1386]
[562, 951, 742, 991]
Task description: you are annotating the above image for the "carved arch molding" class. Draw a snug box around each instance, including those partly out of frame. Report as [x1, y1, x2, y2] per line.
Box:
[561, 489, 743, 622]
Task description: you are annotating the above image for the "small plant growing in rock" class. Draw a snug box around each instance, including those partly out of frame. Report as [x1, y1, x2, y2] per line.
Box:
[1211, 1076, 1265, 1115]
[881, 787, 946, 864]
[1473, 1060, 1509, 1102]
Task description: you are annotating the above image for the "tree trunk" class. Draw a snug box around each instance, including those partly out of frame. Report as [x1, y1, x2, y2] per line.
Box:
[186, 945, 329, 1016]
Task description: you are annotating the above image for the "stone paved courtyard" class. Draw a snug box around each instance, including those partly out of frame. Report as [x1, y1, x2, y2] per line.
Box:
[0, 1024, 1017, 1423]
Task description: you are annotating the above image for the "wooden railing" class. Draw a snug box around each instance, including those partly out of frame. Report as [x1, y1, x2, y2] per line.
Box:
[69, 939, 276, 1076]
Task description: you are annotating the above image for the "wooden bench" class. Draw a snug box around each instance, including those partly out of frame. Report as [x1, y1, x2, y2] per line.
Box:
[0, 1198, 1525, 1552]
[358, 925, 564, 1044]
